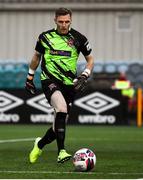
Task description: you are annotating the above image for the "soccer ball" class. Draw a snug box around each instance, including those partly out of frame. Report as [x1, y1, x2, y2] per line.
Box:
[73, 148, 96, 172]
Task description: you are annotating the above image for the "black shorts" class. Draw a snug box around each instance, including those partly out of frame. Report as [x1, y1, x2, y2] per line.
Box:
[41, 79, 76, 106]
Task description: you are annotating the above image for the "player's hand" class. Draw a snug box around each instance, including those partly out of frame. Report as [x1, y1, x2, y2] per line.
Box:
[25, 78, 36, 95]
[73, 74, 88, 92]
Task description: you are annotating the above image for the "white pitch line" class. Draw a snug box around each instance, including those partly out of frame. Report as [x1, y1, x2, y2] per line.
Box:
[0, 137, 103, 144]
[0, 137, 142, 144]
[0, 138, 35, 143]
[0, 170, 96, 175]
[0, 170, 143, 175]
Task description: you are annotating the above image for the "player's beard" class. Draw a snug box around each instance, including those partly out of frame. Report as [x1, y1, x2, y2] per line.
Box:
[60, 28, 69, 35]
[57, 25, 70, 35]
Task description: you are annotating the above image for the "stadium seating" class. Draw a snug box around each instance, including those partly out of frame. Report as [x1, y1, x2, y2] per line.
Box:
[0, 60, 143, 89]
[104, 63, 117, 73]
[0, 60, 41, 89]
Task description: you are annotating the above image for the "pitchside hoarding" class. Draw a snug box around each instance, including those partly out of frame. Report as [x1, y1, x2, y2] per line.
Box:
[0, 90, 54, 124]
[69, 89, 127, 125]
[0, 89, 127, 125]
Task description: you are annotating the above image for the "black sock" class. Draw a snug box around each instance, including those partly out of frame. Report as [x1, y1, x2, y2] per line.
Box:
[38, 127, 56, 149]
[54, 112, 67, 154]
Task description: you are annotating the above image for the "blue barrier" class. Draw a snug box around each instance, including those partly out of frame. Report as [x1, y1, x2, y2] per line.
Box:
[0, 61, 143, 89]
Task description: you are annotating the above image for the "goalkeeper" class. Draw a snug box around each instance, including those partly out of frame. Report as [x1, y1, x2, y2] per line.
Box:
[25, 7, 94, 164]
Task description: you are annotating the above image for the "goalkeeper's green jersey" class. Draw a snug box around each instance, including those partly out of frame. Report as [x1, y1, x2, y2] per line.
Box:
[35, 28, 92, 85]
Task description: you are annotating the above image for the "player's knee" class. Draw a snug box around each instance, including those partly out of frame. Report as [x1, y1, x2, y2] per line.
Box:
[56, 105, 67, 113]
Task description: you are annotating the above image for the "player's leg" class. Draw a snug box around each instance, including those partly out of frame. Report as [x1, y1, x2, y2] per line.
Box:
[29, 126, 57, 163]
[51, 90, 72, 163]
[29, 80, 57, 163]
[29, 80, 71, 163]
[38, 127, 56, 149]
[29, 137, 42, 163]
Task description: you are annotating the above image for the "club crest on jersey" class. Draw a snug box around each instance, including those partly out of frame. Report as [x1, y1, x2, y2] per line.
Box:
[67, 38, 74, 47]
[48, 83, 57, 91]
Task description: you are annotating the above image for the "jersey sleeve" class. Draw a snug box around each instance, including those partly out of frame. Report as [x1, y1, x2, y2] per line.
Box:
[79, 35, 92, 56]
[35, 34, 45, 54]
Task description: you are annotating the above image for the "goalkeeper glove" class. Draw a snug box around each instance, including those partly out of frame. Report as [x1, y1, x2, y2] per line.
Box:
[74, 74, 87, 92]
[25, 74, 36, 95]
[74, 69, 91, 92]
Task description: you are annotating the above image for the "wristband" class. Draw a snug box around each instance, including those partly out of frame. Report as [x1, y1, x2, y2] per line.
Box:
[28, 73, 34, 76]
[28, 68, 35, 75]
[82, 68, 91, 77]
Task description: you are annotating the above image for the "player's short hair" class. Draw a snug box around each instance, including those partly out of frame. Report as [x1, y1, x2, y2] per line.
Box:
[55, 7, 72, 18]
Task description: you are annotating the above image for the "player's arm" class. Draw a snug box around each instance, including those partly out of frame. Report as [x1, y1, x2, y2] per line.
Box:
[84, 54, 94, 76]
[74, 37, 94, 92]
[28, 51, 41, 78]
[74, 54, 94, 92]
[25, 51, 41, 94]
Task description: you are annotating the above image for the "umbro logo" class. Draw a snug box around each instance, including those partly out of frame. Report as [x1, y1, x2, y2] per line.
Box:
[74, 92, 120, 114]
[0, 91, 24, 112]
[26, 94, 54, 114]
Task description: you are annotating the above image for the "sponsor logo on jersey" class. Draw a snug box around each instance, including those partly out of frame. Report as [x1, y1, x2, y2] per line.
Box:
[50, 50, 71, 57]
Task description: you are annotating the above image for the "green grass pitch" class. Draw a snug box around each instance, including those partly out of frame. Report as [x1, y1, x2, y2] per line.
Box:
[0, 124, 143, 179]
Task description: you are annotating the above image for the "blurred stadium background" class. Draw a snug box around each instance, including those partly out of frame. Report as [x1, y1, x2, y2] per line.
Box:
[0, 0, 143, 124]
[0, 0, 143, 179]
